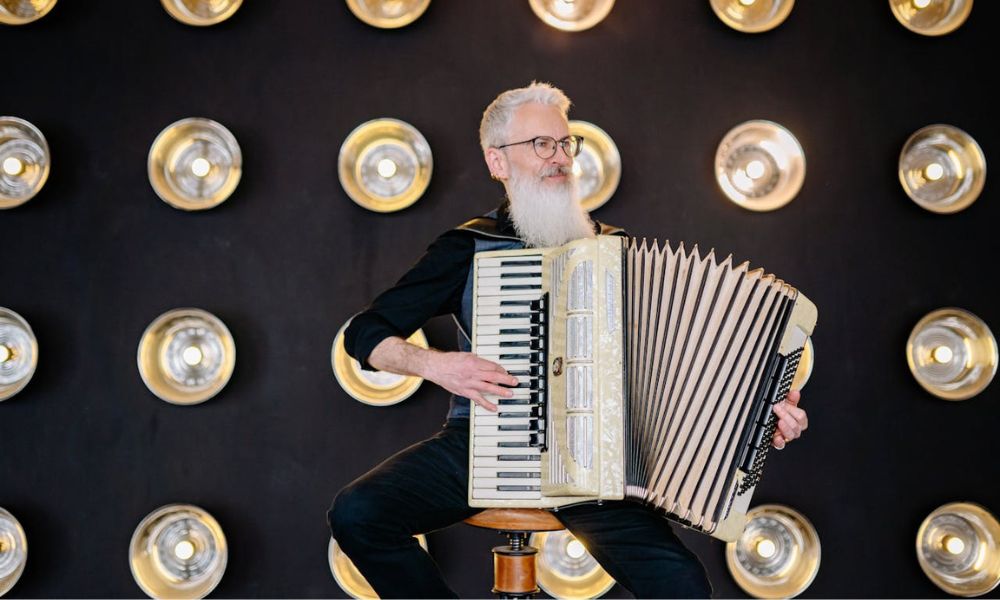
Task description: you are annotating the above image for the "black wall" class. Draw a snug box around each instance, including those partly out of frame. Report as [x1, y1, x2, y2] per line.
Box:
[2, 1, 999, 597]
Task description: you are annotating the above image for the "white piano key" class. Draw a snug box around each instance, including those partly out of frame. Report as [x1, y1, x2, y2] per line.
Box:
[474, 315, 533, 326]
[473, 433, 532, 446]
[473, 477, 543, 488]
[473, 467, 540, 477]
[475, 294, 541, 306]
[477, 266, 543, 277]
[475, 416, 537, 427]
[476, 255, 544, 268]
[472, 446, 540, 456]
[477, 285, 543, 297]
[475, 428, 525, 438]
[472, 489, 541, 500]
[475, 334, 533, 345]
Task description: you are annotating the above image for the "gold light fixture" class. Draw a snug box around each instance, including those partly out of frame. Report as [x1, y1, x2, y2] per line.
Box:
[790, 337, 813, 391]
[129, 504, 227, 600]
[328, 535, 428, 599]
[726, 504, 821, 598]
[899, 124, 985, 214]
[528, 0, 615, 32]
[568, 120, 621, 212]
[0, 507, 27, 597]
[710, 0, 795, 33]
[148, 118, 242, 211]
[0, 116, 50, 209]
[529, 530, 615, 599]
[0, 0, 57, 25]
[890, 0, 973, 36]
[332, 319, 428, 405]
[0, 307, 38, 402]
[345, 0, 430, 28]
[716, 120, 805, 211]
[161, 0, 242, 26]
[338, 118, 432, 213]
[917, 502, 1000, 597]
[906, 308, 996, 400]
[137, 308, 236, 405]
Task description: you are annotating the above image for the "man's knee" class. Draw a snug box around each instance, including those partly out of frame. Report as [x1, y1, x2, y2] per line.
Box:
[328, 483, 376, 543]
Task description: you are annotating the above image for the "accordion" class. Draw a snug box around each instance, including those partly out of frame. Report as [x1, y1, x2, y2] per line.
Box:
[468, 235, 817, 541]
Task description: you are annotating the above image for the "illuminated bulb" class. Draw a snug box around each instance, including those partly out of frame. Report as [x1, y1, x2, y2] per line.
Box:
[2, 157, 24, 176]
[182, 345, 204, 366]
[566, 539, 587, 559]
[376, 158, 398, 179]
[571, 161, 583, 177]
[739, 0, 757, 5]
[0, 345, 10, 363]
[755, 538, 777, 559]
[943, 535, 966, 555]
[174, 540, 196, 560]
[745, 160, 766, 180]
[924, 162, 944, 181]
[191, 158, 211, 178]
[932, 345, 954, 364]
[913, 0, 932, 9]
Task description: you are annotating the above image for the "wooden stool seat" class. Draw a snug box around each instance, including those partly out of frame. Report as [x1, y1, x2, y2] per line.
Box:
[464, 509, 564, 599]
[464, 508, 563, 532]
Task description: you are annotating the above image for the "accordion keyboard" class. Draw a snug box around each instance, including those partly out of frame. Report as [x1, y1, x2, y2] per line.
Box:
[470, 254, 549, 501]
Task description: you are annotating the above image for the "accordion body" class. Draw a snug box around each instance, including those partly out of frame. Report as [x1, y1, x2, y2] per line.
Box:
[468, 235, 817, 541]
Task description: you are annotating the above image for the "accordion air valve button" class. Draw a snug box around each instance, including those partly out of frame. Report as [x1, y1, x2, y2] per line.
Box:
[552, 357, 563, 376]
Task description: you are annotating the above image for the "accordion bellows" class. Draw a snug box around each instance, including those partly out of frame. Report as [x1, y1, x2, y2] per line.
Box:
[469, 236, 817, 542]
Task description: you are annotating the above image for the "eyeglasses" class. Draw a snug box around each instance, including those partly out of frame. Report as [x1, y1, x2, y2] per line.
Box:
[497, 135, 585, 159]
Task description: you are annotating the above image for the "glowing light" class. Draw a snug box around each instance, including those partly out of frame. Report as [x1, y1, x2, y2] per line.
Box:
[745, 160, 766, 180]
[924, 162, 944, 181]
[755, 538, 777, 559]
[943, 535, 966, 555]
[191, 158, 211, 178]
[913, 0, 932, 9]
[0, 345, 10, 362]
[571, 161, 583, 177]
[377, 158, 398, 178]
[566, 539, 587, 559]
[2, 157, 24, 176]
[174, 540, 196, 560]
[182, 346, 204, 366]
[932, 345, 954, 364]
[740, 0, 757, 5]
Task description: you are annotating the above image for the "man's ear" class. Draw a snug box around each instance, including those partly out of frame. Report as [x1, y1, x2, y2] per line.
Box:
[484, 147, 509, 181]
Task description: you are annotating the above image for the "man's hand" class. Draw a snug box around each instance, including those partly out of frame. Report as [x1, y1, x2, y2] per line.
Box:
[772, 389, 807, 450]
[423, 351, 519, 412]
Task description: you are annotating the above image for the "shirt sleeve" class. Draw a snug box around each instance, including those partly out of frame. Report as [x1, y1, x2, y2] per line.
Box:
[344, 229, 475, 369]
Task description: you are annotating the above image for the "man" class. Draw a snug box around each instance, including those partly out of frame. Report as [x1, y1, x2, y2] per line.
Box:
[328, 82, 808, 598]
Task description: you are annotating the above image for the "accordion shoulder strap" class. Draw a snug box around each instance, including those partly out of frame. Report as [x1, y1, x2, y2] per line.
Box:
[455, 215, 520, 240]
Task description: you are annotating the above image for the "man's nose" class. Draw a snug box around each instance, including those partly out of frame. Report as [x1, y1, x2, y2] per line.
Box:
[551, 149, 572, 167]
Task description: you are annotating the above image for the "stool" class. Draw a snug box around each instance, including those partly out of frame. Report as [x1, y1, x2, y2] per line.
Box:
[464, 508, 564, 599]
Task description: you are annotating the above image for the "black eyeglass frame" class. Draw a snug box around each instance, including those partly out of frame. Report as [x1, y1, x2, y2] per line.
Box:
[496, 135, 585, 159]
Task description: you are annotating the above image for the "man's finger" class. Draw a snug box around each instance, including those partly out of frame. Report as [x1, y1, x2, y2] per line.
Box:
[772, 431, 786, 450]
[776, 417, 800, 441]
[785, 389, 801, 407]
[469, 392, 498, 412]
[476, 382, 514, 398]
[482, 370, 520, 387]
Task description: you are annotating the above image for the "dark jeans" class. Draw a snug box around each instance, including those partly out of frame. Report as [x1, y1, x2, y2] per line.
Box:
[327, 420, 713, 599]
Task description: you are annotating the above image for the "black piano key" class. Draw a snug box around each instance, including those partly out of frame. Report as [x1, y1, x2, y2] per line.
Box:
[497, 485, 541, 492]
[500, 272, 542, 278]
[498, 398, 530, 405]
[499, 312, 531, 319]
[497, 441, 531, 447]
[500, 299, 534, 306]
[500, 284, 542, 291]
[497, 472, 541, 478]
[498, 423, 539, 431]
[497, 455, 541, 462]
[499, 328, 532, 336]
[499, 340, 531, 348]
[500, 260, 542, 267]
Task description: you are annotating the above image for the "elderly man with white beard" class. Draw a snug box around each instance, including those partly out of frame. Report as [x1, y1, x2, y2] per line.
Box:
[328, 82, 808, 599]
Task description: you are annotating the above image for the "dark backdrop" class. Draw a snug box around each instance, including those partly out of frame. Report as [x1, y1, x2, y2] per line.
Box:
[2, 1, 998, 597]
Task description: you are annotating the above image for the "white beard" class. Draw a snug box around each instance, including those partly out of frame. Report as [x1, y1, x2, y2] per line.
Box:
[506, 166, 595, 249]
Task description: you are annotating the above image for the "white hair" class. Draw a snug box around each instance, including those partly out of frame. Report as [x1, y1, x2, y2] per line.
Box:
[479, 82, 571, 152]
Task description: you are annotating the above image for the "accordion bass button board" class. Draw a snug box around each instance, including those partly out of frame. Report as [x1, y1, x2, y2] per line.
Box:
[469, 236, 817, 542]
